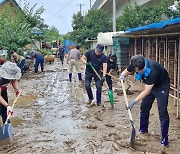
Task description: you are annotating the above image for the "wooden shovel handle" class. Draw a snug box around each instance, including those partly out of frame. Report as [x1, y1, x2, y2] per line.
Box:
[90, 64, 109, 90]
[5, 92, 21, 124]
[100, 70, 119, 80]
[120, 80, 133, 121]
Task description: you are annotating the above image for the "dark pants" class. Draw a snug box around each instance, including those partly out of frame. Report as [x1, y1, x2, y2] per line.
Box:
[17, 59, 26, 75]
[59, 56, 64, 64]
[85, 74, 102, 104]
[0, 89, 8, 124]
[35, 56, 44, 73]
[140, 83, 170, 145]
[106, 75, 112, 90]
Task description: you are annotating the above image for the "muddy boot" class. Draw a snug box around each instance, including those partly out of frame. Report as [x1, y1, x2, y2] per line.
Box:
[78, 73, 82, 81]
[86, 99, 95, 107]
[69, 73, 72, 82]
[139, 114, 149, 134]
[161, 120, 169, 147]
[96, 90, 101, 106]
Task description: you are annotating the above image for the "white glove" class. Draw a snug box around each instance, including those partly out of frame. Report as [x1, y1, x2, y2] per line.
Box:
[7, 105, 13, 116]
[119, 73, 124, 81]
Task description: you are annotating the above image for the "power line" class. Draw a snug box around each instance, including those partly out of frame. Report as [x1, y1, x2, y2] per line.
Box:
[46, 0, 74, 21]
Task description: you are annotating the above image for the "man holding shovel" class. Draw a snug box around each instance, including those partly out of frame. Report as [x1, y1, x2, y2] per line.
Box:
[119, 54, 170, 147]
[0, 61, 21, 124]
[81, 44, 108, 106]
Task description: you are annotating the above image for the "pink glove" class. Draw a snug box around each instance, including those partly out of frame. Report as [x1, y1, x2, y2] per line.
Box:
[15, 89, 20, 97]
[7, 105, 13, 116]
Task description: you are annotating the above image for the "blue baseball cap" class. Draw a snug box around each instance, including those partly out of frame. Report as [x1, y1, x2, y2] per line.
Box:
[96, 44, 104, 52]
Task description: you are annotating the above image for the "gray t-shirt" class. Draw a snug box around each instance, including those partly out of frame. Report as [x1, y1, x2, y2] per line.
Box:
[68, 48, 81, 61]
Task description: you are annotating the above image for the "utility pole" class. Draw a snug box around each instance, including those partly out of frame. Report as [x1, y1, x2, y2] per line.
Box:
[77, 3, 85, 13]
[113, 0, 116, 32]
[90, 0, 92, 9]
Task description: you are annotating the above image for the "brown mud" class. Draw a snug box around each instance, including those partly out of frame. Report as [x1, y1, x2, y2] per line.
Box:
[0, 59, 180, 154]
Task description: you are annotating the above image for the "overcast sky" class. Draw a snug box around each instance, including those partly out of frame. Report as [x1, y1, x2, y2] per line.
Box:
[26, 0, 95, 34]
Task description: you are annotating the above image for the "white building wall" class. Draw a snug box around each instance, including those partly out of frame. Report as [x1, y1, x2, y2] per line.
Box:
[116, 0, 151, 17]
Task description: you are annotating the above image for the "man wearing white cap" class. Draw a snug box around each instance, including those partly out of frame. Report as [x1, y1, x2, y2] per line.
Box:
[0, 61, 21, 124]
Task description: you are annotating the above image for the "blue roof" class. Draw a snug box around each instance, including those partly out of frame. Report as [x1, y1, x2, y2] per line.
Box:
[125, 17, 180, 34]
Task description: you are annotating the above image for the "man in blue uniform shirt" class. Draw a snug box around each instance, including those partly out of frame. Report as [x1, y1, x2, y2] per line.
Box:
[119, 54, 170, 147]
[81, 44, 108, 106]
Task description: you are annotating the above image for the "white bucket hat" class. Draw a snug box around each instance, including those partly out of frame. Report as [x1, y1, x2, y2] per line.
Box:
[0, 61, 21, 79]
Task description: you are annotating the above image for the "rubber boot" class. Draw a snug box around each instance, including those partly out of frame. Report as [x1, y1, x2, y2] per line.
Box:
[78, 73, 82, 81]
[139, 114, 149, 133]
[161, 120, 169, 146]
[69, 73, 72, 82]
[96, 90, 101, 106]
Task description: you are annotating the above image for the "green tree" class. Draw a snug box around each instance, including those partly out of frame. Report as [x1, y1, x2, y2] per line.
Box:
[69, 10, 112, 48]
[0, 5, 31, 50]
[43, 26, 61, 44]
[0, 1, 46, 51]
[19, 0, 47, 29]
[116, 0, 180, 31]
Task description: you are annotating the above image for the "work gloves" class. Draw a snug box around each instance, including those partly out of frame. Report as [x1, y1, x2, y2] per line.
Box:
[7, 105, 13, 116]
[101, 76, 106, 83]
[86, 62, 91, 66]
[127, 100, 137, 110]
[119, 73, 124, 81]
[15, 89, 20, 97]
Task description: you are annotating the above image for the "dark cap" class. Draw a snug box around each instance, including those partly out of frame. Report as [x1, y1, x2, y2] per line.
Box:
[96, 44, 104, 52]
[110, 54, 117, 61]
[75, 45, 80, 50]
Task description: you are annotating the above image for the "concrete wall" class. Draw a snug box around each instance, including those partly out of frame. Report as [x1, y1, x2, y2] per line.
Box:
[92, 0, 174, 18]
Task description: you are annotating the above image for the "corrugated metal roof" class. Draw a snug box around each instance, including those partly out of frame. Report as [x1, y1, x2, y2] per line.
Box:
[125, 17, 180, 34]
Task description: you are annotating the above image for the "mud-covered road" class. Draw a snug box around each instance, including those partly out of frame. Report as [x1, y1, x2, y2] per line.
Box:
[0, 59, 180, 154]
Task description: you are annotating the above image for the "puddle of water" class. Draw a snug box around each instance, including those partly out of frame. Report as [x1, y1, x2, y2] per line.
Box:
[37, 98, 47, 106]
[59, 109, 72, 117]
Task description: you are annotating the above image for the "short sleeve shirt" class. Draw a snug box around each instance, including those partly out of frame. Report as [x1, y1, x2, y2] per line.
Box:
[107, 57, 116, 72]
[59, 47, 65, 56]
[0, 77, 10, 90]
[127, 60, 170, 88]
[84, 50, 108, 75]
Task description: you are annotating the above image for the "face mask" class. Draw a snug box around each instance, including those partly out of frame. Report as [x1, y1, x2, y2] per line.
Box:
[135, 60, 152, 81]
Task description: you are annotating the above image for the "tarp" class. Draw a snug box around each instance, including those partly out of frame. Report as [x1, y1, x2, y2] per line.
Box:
[125, 17, 180, 34]
[63, 40, 76, 53]
[97, 31, 124, 45]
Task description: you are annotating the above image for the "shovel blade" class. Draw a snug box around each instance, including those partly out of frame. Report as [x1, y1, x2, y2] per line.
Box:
[0, 123, 13, 144]
[130, 120, 136, 147]
[107, 90, 114, 107]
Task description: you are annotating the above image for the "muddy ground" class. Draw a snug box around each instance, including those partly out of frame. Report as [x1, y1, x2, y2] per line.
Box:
[0, 58, 180, 154]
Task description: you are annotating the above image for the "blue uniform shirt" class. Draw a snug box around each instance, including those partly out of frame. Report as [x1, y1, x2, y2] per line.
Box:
[127, 59, 170, 88]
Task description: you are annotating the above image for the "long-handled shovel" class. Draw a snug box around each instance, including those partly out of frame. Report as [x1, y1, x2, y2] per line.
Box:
[90, 63, 114, 108]
[120, 79, 136, 147]
[0, 92, 21, 144]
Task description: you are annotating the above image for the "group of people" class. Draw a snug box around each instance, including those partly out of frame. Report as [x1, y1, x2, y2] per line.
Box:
[81, 44, 170, 147]
[0, 43, 170, 147]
